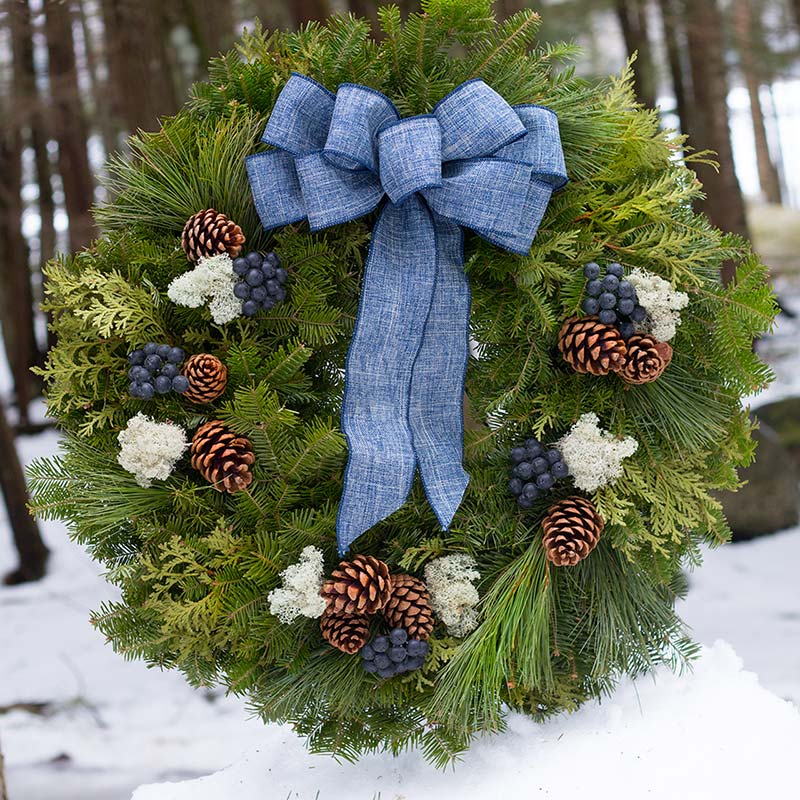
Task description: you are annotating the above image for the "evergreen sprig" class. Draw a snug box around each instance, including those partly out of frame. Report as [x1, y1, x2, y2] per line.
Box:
[29, 0, 776, 766]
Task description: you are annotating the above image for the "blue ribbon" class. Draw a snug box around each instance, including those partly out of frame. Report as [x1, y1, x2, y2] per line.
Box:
[246, 73, 567, 555]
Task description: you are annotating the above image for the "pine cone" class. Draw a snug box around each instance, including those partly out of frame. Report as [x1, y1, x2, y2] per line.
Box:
[558, 316, 628, 376]
[190, 420, 255, 493]
[181, 208, 245, 263]
[542, 496, 604, 567]
[320, 609, 369, 654]
[320, 555, 392, 616]
[618, 335, 673, 385]
[383, 574, 435, 641]
[181, 354, 228, 403]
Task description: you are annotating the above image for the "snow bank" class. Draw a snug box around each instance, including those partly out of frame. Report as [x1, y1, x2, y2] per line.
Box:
[131, 642, 800, 800]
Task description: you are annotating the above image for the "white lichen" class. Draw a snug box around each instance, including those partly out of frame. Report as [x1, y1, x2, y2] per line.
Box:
[557, 412, 638, 493]
[117, 413, 189, 488]
[268, 546, 328, 624]
[167, 254, 241, 325]
[424, 554, 481, 638]
[627, 268, 689, 342]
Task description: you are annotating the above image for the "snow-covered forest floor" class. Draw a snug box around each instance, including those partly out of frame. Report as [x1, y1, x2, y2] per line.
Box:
[2, 208, 800, 799]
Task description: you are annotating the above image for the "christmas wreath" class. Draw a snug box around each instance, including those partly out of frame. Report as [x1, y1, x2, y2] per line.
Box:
[30, 2, 776, 765]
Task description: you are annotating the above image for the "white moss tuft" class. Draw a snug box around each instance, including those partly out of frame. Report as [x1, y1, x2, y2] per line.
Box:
[167, 254, 241, 325]
[268, 546, 328, 624]
[117, 413, 189, 488]
[627, 268, 689, 342]
[424, 554, 481, 638]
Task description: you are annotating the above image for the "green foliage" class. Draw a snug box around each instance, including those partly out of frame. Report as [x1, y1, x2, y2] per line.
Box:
[30, 0, 776, 768]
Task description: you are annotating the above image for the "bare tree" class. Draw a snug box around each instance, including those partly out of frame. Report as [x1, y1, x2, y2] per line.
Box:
[615, 0, 657, 109]
[732, 0, 782, 204]
[179, 0, 236, 64]
[44, 0, 96, 253]
[287, 0, 330, 25]
[683, 0, 748, 284]
[656, 0, 691, 133]
[0, 400, 49, 585]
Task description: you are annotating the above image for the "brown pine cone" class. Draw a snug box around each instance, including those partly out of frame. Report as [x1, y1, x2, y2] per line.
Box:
[182, 354, 228, 403]
[618, 335, 673, 385]
[320, 555, 392, 616]
[320, 609, 369, 654]
[558, 316, 628, 376]
[383, 574, 435, 641]
[542, 496, 604, 567]
[181, 209, 245, 262]
[190, 420, 255, 493]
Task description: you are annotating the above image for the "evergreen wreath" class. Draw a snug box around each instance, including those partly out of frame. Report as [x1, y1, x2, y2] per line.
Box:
[29, 1, 777, 766]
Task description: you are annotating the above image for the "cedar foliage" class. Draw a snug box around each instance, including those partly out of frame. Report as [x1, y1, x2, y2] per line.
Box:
[28, 0, 776, 766]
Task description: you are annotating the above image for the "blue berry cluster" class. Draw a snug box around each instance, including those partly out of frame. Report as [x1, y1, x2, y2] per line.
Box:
[508, 437, 569, 509]
[232, 251, 288, 317]
[128, 344, 189, 400]
[361, 628, 430, 678]
[581, 262, 647, 340]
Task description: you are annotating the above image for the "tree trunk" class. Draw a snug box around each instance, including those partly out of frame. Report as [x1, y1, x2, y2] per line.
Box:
[684, 0, 748, 284]
[496, 0, 528, 16]
[0, 400, 49, 586]
[99, 0, 180, 133]
[43, 0, 96, 254]
[288, 0, 329, 25]
[349, 0, 380, 29]
[732, 0, 782, 204]
[180, 0, 235, 64]
[615, 0, 657, 109]
[792, 0, 800, 28]
[656, 0, 691, 134]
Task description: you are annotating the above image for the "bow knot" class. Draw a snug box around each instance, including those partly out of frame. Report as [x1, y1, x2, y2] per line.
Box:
[247, 73, 567, 555]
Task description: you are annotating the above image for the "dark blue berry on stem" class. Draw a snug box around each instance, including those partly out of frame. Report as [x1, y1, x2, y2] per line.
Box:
[251, 286, 268, 303]
[618, 297, 635, 316]
[246, 251, 263, 267]
[522, 483, 539, 500]
[551, 460, 570, 479]
[508, 478, 524, 496]
[582, 298, 600, 315]
[390, 628, 408, 646]
[546, 448, 561, 464]
[143, 343, 158, 356]
[586, 279, 602, 297]
[264, 252, 280, 267]
[510, 447, 527, 464]
[261, 263, 276, 279]
[631, 305, 648, 323]
[246, 268, 265, 287]
[514, 462, 534, 480]
[144, 354, 162, 371]
[389, 646, 406, 663]
[601, 274, 619, 292]
[232, 257, 249, 276]
[532, 457, 548, 475]
[517, 495, 534, 509]
[536, 472, 554, 490]
[363, 660, 379, 674]
[129, 366, 148, 382]
[374, 653, 390, 670]
[599, 309, 617, 325]
[526, 441, 543, 458]
[266, 279, 280, 295]
[129, 382, 142, 398]
[156, 344, 171, 360]
[606, 262, 624, 278]
[619, 322, 636, 340]
[242, 300, 260, 317]
[234, 282, 251, 300]
[273, 288, 286, 302]
[372, 636, 389, 653]
[262, 298, 275, 310]
[139, 382, 155, 400]
[276, 267, 288, 284]
[618, 280, 634, 298]
[407, 640, 429, 658]
[599, 292, 617, 310]
[583, 262, 601, 280]
[362, 644, 375, 661]
[154, 375, 172, 394]
[172, 375, 190, 394]
[167, 347, 185, 364]
[161, 363, 179, 379]
[128, 350, 145, 366]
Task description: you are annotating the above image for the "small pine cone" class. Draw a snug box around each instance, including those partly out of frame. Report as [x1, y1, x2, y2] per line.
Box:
[182, 354, 228, 403]
[181, 208, 245, 262]
[383, 574, 435, 641]
[320, 610, 369, 654]
[320, 555, 392, 616]
[542, 496, 604, 567]
[558, 316, 628, 376]
[190, 420, 255, 493]
[618, 335, 673, 385]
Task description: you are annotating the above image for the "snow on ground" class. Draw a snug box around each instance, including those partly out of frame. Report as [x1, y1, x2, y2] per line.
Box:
[131, 642, 800, 800]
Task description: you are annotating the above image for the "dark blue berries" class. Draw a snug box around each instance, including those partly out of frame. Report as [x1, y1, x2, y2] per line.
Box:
[233, 252, 288, 317]
[581, 262, 647, 339]
[362, 629, 429, 678]
[127, 344, 189, 400]
[508, 436, 570, 509]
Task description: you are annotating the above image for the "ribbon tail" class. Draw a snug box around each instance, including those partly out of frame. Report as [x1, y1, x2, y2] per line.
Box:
[336, 197, 438, 556]
[408, 217, 471, 529]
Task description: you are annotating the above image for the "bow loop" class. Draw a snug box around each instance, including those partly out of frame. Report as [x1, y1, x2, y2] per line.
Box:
[247, 74, 567, 555]
[377, 117, 443, 203]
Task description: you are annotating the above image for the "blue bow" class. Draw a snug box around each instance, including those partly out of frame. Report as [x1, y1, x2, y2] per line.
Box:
[247, 73, 567, 555]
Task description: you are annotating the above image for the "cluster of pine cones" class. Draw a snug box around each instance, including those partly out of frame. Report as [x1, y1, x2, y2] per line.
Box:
[558, 315, 673, 385]
[318, 555, 434, 662]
